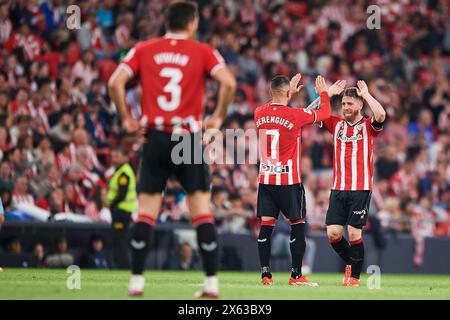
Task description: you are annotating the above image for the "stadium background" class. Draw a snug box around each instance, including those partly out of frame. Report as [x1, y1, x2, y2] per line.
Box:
[0, 0, 449, 274]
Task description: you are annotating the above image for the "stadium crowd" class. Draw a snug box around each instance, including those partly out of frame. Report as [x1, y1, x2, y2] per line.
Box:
[0, 0, 449, 264]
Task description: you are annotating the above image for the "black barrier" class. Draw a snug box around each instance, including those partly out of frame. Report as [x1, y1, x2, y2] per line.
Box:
[0, 221, 449, 274]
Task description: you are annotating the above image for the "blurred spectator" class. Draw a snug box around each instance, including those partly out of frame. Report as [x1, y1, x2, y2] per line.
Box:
[33, 242, 45, 268]
[80, 235, 111, 269]
[36, 187, 66, 218]
[0, 198, 4, 229]
[165, 242, 202, 271]
[0, 4, 12, 45]
[221, 193, 252, 234]
[211, 185, 231, 219]
[5, 20, 45, 62]
[49, 111, 74, 145]
[34, 136, 55, 171]
[376, 147, 399, 181]
[44, 236, 74, 268]
[71, 49, 99, 87]
[62, 175, 86, 214]
[0, 161, 14, 192]
[408, 110, 435, 146]
[11, 176, 34, 207]
[5, 237, 21, 255]
[0, 0, 446, 248]
[159, 189, 189, 223]
[39, 0, 65, 33]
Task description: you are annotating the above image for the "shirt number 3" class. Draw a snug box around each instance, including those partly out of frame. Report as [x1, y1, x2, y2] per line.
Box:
[157, 67, 183, 111]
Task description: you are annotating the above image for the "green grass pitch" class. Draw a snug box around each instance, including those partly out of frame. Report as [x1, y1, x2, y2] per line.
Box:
[0, 268, 449, 300]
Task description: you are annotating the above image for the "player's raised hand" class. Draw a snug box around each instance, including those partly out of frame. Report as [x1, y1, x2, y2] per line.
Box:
[328, 80, 347, 96]
[289, 73, 303, 95]
[314, 75, 328, 95]
[356, 80, 369, 98]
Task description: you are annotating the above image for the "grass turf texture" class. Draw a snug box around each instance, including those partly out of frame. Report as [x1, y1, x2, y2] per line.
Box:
[0, 269, 449, 300]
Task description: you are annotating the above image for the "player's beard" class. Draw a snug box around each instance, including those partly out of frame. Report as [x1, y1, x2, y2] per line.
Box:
[343, 109, 360, 123]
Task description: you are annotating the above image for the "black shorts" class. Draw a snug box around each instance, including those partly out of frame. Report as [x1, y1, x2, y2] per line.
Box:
[256, 183, 306, 221]
[326, 190, 372, 229]
[138, 129, 210, 194]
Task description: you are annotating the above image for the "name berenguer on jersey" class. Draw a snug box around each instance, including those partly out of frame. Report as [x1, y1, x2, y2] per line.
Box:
[255, 116, 295, 130]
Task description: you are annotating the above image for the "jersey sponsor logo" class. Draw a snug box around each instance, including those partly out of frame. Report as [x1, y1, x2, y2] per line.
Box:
[353, 209, 366, 216]
[260, 163, 291, 174]
[337, 130, 363, 142]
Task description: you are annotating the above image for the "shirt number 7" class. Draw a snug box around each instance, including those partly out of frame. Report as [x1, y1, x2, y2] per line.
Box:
[266, 129, 279, 160]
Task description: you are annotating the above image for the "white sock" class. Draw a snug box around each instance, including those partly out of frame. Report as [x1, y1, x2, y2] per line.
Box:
[130, 275, 145, 288]
[133, 274, 144, 278]
[204, 276, 218, 292]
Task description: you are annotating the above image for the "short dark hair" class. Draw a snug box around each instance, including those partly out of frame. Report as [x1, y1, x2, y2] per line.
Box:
[165, 1, 198, 32]
[270, 75, 290, 93]
[342, 87, 363, 101]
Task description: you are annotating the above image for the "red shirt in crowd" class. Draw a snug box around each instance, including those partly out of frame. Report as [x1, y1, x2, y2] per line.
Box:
[5, 32, 45, 61]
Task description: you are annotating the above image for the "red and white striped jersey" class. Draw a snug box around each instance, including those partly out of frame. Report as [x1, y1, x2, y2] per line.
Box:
[322, 116, 383, 191]
[254, 103, 317, 186]
[5, 32, 44, 60]
[11, 192, 35, 207]
[0, 18, 12, 44]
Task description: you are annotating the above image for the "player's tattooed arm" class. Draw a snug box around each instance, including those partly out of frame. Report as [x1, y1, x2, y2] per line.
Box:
[356, 80, 386, 123]
[307, 80, 346, 111]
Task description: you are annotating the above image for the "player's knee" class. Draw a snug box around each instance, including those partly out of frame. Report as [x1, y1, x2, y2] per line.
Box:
[327, 228, 343, 242]
[260, 217, 276, 226]
[258, 218, 275, 240]
[187, 191, 211, 216]
[347, 227, 362, 242]
[196, 220, 217, 244]
[348, 233, 362, 243]
[131, 221, 153, 250]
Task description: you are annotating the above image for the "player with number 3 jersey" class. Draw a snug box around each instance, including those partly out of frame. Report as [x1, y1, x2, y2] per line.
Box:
[119, 29, 225, 133]
[108, 1, 236, 298]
